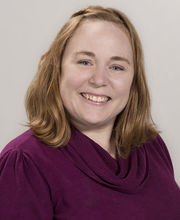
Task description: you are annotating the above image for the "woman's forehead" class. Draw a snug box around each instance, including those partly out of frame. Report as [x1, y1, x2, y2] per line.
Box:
[63, 20, 133, 63]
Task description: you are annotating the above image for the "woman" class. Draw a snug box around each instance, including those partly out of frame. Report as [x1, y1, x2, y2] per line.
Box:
[0, 5, 180, 220]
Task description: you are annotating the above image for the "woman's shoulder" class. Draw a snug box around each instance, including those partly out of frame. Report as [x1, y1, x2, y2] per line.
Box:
[143, 133, 174, 176]
[0, 129, 67, 168]
[0, 130, 61, 218]
[1, 129, 49, 157]
[0, 130, 70, 194]
[145, 133, 172, 158]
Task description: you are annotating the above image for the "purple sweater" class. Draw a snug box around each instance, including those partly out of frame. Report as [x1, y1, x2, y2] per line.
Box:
[0, 128, 180, 219]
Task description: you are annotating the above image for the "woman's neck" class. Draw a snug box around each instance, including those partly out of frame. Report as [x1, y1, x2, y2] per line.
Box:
[73, 122, 116, 159]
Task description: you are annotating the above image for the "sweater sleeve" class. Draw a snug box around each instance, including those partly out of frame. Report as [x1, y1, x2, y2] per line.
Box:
[0, 149, 53, 220]
[156, 134, 175, 177]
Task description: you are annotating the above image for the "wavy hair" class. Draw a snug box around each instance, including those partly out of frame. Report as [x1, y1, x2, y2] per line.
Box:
[25, 5, 159, 159]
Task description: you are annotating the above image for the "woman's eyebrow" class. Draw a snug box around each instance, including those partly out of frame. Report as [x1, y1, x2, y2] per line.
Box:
[73, 50, 130, 65]
[73, 51, 95, 58]
[110, 56, 130, 65]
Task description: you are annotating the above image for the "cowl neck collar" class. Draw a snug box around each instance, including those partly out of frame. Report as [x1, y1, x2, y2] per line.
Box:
[67, 127, 149, 194]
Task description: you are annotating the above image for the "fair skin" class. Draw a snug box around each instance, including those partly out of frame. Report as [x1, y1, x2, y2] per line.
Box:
[60, 20, 134, 159]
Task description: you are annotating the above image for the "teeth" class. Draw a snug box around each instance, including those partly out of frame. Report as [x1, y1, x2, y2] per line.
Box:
[82, 93, 109, 103]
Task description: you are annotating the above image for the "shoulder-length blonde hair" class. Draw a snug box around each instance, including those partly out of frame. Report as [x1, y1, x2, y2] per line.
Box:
[25, 5, 159, 159]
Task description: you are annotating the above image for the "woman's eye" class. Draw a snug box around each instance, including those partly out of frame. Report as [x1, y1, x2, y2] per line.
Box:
[78, 60, 91, 66]
[111, 65, 125, 71]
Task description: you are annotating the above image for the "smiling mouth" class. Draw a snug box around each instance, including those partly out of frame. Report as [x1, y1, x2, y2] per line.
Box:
[80, 93, 111, 103]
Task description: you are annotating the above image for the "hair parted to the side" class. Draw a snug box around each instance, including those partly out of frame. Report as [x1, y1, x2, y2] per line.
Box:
[25, 5, 159, 159]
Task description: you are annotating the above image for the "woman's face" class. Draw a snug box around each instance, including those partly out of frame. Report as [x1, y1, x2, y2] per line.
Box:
[60, 20, 134, 131]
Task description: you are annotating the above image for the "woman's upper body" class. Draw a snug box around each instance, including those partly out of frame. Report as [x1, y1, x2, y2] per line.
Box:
[1, 5, 180, 220]
[0, 128, 180, 220]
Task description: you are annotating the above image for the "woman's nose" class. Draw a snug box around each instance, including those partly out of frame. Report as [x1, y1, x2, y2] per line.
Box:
[88, 66, 108, 87]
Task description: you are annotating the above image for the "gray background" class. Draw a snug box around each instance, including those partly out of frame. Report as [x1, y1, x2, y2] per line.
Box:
[0, 0, 180, 185]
